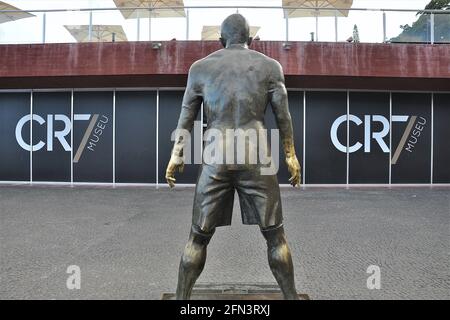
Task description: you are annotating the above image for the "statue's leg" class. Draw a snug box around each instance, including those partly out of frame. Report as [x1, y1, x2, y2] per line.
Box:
[176, 224, 215, 300]
[261, 224, 299, 300]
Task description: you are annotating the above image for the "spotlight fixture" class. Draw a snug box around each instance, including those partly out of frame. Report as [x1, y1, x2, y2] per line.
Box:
[151, 42, 162, 50]
[282, 42, 292, 50]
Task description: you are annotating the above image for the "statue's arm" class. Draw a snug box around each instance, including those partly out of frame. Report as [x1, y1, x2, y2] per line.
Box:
[269, 60, 301, 186]
[172, 63, 203, 157]
[166, 63, 202, 187]
[269, 60, 295, 158]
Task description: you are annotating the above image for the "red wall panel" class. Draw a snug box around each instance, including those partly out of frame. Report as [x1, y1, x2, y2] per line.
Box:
[0, 41, 448, 90]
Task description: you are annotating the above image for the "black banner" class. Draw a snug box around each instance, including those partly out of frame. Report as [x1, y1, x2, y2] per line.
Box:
[305, 91, 347, 184]
[349, 92, 390, 184]
[0, 93, 30, 181]
[433, 94, 450, 183]
[0, 300, 439, 318]
[32, 92, 71, 182]
[115, 91, 157, 183]
[73, 92, 113, 183]
[0, 90, 445, 185]
[391, 93, 431, 184]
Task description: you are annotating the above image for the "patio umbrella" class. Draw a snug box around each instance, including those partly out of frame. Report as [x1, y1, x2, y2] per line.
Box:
[64, 25, 128, 42]
[0, 1, 34, 24]
[201, 25, 260, 41]
[113, 0, 186, 40]
[282, 0, 353, 40]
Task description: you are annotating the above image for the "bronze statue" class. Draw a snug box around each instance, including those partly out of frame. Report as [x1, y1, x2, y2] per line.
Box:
[166, 13, 301, 300]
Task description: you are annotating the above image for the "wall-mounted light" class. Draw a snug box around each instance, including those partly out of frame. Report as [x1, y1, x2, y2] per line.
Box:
[151, 42, 162, 50]
[282, 42, 291, 50]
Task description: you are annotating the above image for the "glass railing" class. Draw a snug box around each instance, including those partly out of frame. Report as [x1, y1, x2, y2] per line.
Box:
[0, 6, 448, 45]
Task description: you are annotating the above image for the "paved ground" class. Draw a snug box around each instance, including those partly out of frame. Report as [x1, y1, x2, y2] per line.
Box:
[0, 185, 449, 300]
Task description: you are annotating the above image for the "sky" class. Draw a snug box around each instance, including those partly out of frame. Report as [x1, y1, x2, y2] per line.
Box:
[0, 0, 434, 44]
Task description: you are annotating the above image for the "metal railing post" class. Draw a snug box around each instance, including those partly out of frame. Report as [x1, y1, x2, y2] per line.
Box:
[285, 10, 289, 42]
[334, 10, 338, 42]
[137, 10, 140, 41]
[430, 13, 435, 44]
[382, 11, 386, 42]
[148, 7, 152, 41]
[88, 11, 93, 41]
[42, 12, 46, 43]
[186, 8, 189, 40]
[315, 15, 319, 41]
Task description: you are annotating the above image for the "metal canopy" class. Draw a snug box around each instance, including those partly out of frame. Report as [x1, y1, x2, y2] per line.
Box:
[201, 25, 260, 41]
[282, 0, 353, 17]
[65, 25, 128, 42]
[113, 0, 186, 19]
[0, 1, 34, 24]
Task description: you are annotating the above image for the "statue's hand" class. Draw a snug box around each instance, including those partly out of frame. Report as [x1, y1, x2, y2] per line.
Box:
[286, 155, 301, 187]
[165, 154, 184, 188]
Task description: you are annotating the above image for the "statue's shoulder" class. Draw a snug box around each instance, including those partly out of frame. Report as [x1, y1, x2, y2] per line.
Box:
[246, 48, 269, 59]
[247, 49, 279, 66]
[260, 52, 281, 68]
[202, 49, 226, 62]
[189, 49, 225, 73]
[247, 49, 282, 75]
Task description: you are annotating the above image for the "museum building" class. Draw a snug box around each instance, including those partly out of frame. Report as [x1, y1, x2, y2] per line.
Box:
[0, 41, 449, 185]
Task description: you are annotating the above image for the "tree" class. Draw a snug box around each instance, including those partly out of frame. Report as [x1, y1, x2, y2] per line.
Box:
[390, 0, 449, 43]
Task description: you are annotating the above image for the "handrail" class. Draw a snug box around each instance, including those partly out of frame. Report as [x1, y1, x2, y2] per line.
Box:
[0, 6, 449, 14]
[1, 5, 448, 45]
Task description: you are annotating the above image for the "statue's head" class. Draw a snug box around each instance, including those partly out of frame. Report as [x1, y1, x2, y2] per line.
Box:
[220, 13, 252, 48]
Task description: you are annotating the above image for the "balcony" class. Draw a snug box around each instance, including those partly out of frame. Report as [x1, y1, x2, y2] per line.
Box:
[0, 4, 449, 44]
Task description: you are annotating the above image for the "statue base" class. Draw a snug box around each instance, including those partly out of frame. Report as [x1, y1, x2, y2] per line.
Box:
[161, 283, 309, 300]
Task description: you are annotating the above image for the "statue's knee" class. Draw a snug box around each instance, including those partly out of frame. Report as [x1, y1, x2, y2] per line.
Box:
[190, 224, 215, 246]
[180, 225, 214, 271]
[261, 224, 286, 246]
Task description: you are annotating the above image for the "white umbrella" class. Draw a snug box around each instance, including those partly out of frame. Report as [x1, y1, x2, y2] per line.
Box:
[201, 25, 260, 41]
[0, 1, 34, 24]
[113, 0, 186, 41]
[113, 0, 185, 18]
[65, 25, 128, 42]
[282, 0, 354, 40]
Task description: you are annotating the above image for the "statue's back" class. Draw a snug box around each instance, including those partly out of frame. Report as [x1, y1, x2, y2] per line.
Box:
[194, 46, 276, 132]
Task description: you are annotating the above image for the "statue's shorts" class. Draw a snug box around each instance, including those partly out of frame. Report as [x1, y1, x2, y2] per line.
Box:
[192, 164, 283, 231]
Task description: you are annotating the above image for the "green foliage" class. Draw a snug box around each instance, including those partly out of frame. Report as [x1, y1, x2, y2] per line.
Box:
[423, 0, 450, 10]
[390, 0, 450, 43]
